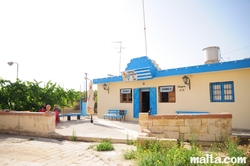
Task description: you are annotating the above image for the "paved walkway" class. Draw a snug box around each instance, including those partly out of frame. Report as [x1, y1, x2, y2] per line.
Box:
[55, 116, 140, 142]
[0, 134, 137, 166]
[0, 116, 139, 166]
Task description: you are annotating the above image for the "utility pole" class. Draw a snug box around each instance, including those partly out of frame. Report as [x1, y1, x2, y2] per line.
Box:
[112, 41, 126, 75]
[85, 73, 88, 101]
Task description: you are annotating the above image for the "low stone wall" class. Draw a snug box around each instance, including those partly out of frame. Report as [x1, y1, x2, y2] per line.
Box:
[0, 111, 55, 134]
[139, 113, 232, 142]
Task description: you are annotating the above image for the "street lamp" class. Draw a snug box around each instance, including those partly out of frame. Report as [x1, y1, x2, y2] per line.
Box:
[7, 61, 19, 79]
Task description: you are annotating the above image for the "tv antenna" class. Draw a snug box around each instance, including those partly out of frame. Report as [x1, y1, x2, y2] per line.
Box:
[112, 41, 126, 75]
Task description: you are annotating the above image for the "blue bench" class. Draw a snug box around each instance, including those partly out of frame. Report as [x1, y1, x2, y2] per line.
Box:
[103, 110, 127, 121]
[176, 111, 209, 115]
[59, 113, 81, 121]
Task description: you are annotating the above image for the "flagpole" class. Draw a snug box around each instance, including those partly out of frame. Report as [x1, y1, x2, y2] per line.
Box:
[142, 0, 148, 56]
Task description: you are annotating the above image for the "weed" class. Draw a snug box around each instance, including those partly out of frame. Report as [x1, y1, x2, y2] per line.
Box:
[88, 144, 96, 149]
[123, 137, 249, 166]
[225, 137, 245, 158]
[96, 139, 114, 151]
[123, 149, 137, 160]
[71, 129, 77, 141]
[126, 133, 136, 145]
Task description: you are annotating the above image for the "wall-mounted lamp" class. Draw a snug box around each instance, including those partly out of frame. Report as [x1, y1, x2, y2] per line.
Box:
[102, 83, 109, 94]
[7, 61, 19, 79]
[182, 75, 191, 90]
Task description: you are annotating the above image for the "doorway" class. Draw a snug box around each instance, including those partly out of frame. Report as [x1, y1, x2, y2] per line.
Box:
[141, 89, 150, 113]
[133, 87, 157, 118]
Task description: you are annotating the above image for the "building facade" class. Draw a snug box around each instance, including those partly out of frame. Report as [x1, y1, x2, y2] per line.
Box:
[93, 56, 250, 130]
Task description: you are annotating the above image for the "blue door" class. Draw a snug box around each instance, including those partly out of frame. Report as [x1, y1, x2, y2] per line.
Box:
[150, 87, 157, 115]
[133, 88, 140, 118]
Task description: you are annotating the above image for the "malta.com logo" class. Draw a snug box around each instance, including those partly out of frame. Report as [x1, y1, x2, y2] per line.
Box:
[190, 154, 247, 164]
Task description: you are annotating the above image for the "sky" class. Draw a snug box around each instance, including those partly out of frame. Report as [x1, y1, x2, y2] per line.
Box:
[0, 0, 249, 91]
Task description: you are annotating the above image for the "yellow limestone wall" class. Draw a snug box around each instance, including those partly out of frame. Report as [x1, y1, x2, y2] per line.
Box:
[0, 111, 55, 134]
[96, 68, 250, 130]
[139, 113, 232, 142]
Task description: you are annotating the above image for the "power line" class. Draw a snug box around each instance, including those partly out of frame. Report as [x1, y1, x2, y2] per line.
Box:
[221, 45, 250, 55]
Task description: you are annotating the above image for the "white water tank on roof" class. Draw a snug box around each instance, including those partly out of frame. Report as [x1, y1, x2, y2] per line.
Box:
[203, 46, 220, 64]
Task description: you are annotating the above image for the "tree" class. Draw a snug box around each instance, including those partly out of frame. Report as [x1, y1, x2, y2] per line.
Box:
[0, 79, 81, 111]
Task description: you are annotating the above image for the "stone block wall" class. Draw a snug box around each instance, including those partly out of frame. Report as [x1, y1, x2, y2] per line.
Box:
[139, 113, 232, 142]
[0, 111, 55, 134]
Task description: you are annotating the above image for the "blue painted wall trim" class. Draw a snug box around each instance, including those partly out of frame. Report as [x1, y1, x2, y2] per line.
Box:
[93, 57, 250, 84]
[156, 58, 250, 78]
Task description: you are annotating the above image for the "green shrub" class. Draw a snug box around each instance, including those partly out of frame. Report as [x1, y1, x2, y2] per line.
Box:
[96, 140, 114, 151]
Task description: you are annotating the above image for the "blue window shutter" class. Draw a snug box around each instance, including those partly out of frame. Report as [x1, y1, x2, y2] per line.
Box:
[150, 87, 157, 115]
[231, 82, 235, 102]
[210, 81, 234, 102]
[133, 88, 140, 118]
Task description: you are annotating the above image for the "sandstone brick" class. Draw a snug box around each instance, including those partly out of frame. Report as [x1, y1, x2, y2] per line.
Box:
[153, 133, 165, 138]
[180, 126, 190, 134]
[190, 125, 207, 133]
[208, 118, 220, 125]
[208, 125, 220, 134]
[210, 127, 231, 137]
[185, 119, 201, 126]
[179, 133, 184, 141]
[166, 119, 184, 126]
[208, 118, 231, 133]
[164, 126, 179, 132]
[149, 133, 156, 137]
[202, 119, 208, 126]
[139, 120, 152, 126]
[163, 131, 179, 139]
[198, 133, 216, 141]
[152, 119, 168, 126]
[217, 119, 232, 129]
[149, 126, 164, 133]
[184, 133, 198, 141]
[139, 113, 149, 120]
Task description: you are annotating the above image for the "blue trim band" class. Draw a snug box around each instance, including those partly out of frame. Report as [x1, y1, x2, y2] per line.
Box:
[93, 58, 250, 84]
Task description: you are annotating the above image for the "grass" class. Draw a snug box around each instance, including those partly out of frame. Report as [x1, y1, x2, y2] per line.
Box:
[123, 137, 249, 166]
